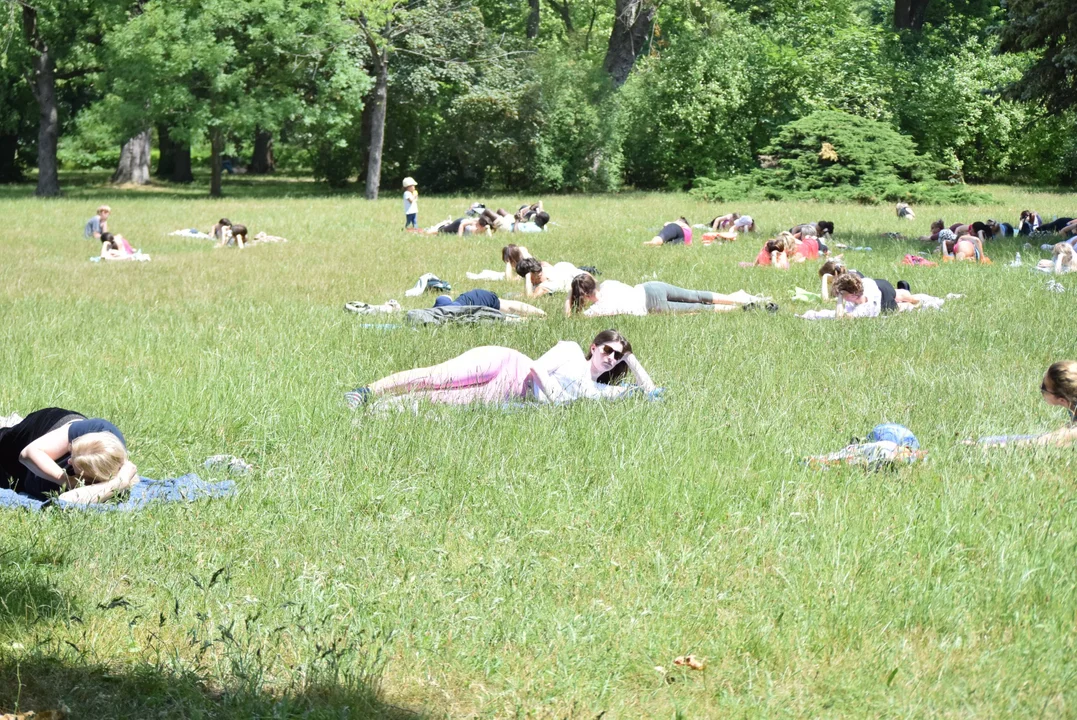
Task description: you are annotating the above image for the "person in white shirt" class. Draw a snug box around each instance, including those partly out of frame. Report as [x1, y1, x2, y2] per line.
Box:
[534, 330, 658, 401]
[515, 257, 587, 298]
[403, 177, 419, 229]
[566, 274, 769, 317]
[345, 330, 659, 408]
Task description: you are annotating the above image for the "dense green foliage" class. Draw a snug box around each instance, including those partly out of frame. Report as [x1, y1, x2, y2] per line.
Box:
[693, 111, 990, 204]
[2, 0, 1075, 193]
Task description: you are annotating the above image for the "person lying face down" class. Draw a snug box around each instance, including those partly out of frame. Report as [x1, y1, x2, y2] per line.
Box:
[988, 361, 1077, 448]
[345, 330, 659, 408]
[432, 289, 546, 317]
[515, 257, 588, 298]
[790, 220, 834, 239]
[644, 218, 693, 246]
[0, 408, 139, 504]
[566, 273, 769, 317]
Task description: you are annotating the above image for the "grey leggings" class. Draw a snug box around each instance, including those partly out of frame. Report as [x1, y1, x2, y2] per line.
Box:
[643, 282, 717, 314]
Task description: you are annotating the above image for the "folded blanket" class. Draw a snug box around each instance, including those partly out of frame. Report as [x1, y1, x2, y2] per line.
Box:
[250, 232, 288, 244]
[169, 228, 213, 239]
[405, 305, 518, 325]
[805, 441, 926, 470]
[0, 474, 235, 512]
[345, 300, 402, 314]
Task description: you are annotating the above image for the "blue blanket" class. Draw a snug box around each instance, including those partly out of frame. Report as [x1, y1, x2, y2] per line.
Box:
[0, 473, 235, 512]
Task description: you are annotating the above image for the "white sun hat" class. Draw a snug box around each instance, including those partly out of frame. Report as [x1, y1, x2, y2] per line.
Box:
[402, 177, 417, 188]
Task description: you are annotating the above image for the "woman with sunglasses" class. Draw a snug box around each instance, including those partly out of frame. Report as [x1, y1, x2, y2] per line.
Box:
[566, 274, 768, 317]
[346, 330, 657, 407]
[1024, 362, 1077, 446]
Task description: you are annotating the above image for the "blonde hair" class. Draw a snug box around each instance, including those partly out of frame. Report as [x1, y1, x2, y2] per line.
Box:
[1046, 361, 1077, 408]
[96, 205, 111, 215]
[1053, 243, 1075, 268]
[69, 432, 127, 483]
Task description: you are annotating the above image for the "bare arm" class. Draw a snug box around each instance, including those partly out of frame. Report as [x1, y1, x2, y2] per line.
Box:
[1019, 426, 1077, 448]
[19, 425, 76, 488]
[505, 262, 515, 282]
[624, 354, 657, 393]
[821, 273, 832, 300]
[57, 461, 139, 504]
[564, 296, 573, 317]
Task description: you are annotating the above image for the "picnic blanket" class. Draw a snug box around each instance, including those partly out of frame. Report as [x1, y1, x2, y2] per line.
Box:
[169, 228, 213, 239]
[405, 305, 519, 326]
[0, 473, 235, 512]
[804, 441, 926, 469]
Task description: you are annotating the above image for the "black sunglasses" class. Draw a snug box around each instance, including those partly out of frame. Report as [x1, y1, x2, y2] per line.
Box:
[599, 344, 624, 361]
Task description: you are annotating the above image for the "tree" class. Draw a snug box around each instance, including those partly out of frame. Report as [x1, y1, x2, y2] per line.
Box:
[105, 0, 369, 196]
[4, 0, 130, 196]
[999, 0, 1077, 114]
[603, 0, 656, 87]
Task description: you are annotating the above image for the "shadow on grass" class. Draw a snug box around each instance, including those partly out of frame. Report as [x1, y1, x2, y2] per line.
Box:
[0, 551, 74, 632]
[0, 170, 362, 201]
[0, 656, 425, 719]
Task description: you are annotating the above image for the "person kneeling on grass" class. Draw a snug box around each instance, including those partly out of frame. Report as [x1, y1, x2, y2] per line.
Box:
[0, 408, 138, 503]
[644, 218, 693, 246]
[566, 273, 771, 317]
[433, 288, 546, 317]
[938, 229, 989, 263]
[515, 257, 588, 298]
[346, 330, 659, 408]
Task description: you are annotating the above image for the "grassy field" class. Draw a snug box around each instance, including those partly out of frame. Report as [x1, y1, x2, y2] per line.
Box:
[1, 175, 1075, 718]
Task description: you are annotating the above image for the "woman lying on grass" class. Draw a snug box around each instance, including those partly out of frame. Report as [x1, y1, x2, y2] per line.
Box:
[938, 229, 989, 263]
[709, 213, 755, 233]
[515, 257, 588, 298]
[744, 232, 824, 268]
[802, 272, 939, 319]
[566, 274, 770, 317]
[643, 218, 693, 246]
[0, 408, 138, 503]
[346, 330, 658, 407]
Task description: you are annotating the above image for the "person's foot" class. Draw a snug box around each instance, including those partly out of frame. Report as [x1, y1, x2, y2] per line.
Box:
[345, 387, 373, 409]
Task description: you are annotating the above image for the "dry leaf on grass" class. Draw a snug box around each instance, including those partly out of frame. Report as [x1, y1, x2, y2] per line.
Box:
[2, 711, 68, 720]
[673, 654, 706, 670]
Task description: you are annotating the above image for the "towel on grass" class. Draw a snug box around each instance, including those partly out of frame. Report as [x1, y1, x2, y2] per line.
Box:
[974, 434, 1039, 446]
[345, 300, 402, 314]
[0, 474, 235, 512]
[405, 305, 519, 325]
[169, 228, 213, 239]
[405, 273, 451, 297]
[804, 441, 926, 469]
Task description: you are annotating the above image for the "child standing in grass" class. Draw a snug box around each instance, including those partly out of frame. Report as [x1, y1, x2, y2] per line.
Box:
[403, 177, 419, 229]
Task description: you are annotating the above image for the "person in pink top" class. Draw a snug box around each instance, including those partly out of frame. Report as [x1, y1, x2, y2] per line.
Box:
[643, 218, 693, 246]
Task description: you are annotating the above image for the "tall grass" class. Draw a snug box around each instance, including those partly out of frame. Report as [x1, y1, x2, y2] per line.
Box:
[1, 180, 1075, 717]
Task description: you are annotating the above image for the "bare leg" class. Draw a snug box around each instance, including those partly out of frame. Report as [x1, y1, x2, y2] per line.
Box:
[643, 237, 664, 246]
[498, 299, 546, 317]
[368, 347, 532, 402]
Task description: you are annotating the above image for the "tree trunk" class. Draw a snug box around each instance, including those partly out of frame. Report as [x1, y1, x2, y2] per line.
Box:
[112, 129, 151, 184]
[893, 0, 929, 29]
[603, 0, 655, 88]
[250, 127, 275, 174]
[209, 127, 223, 197]
[364, 49, 388, 201]
[172, 140, 194, 183]
[156, 123, 174, 177]
[21, 4, 60, 197]
[547, 0, 573, 33]
[527, 0, 540, 38]
[0, 133, 22, 183]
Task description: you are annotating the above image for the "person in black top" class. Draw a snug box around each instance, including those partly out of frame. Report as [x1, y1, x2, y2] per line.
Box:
[0, 408, 138, 503]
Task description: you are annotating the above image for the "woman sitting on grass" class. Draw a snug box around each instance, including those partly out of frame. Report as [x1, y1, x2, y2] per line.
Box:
[644, 218, 693, 246]
[566, 274, 770, 317]
[0, 408, 138, 503]
[1018, 210, 1043, 235]
[432, 289, 546, 317]
[346, 330, 657, 407]
[214, 222, 250, 248]
[515, 257, 588, 298]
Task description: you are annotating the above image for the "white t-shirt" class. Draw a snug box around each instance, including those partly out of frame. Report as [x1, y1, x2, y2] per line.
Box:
[845, 277, 882, 318]
[538, 262, 586, 294]
[403, 190, 418, 214]
[733, 215, 753, 230]
[582, 280, 648, 317]
[534, 341, 627, 401]
[515, 221, 544, 233]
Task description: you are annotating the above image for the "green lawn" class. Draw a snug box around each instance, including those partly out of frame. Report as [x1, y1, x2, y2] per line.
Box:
[1, 177, 1075, 718]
